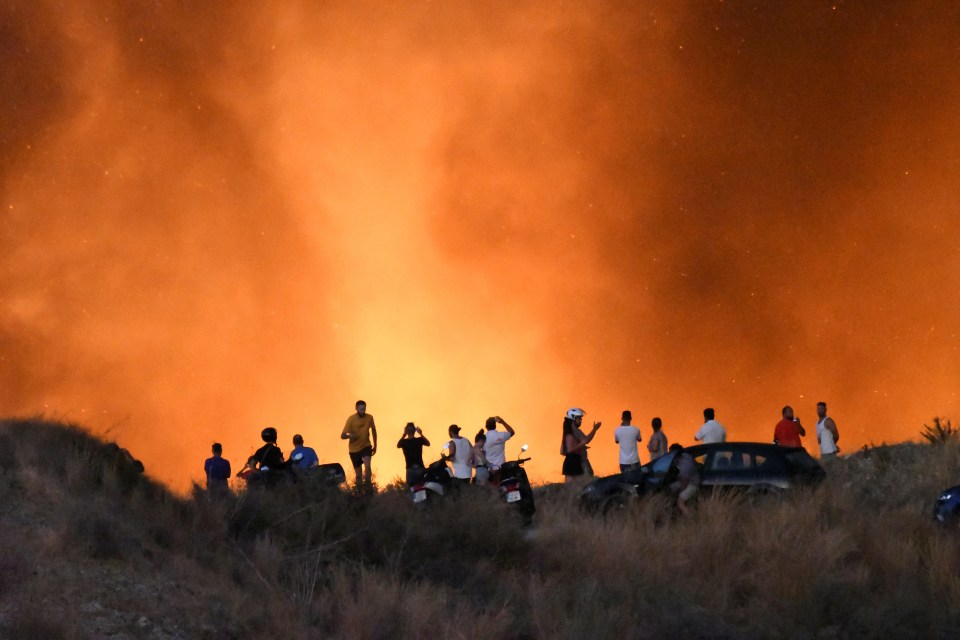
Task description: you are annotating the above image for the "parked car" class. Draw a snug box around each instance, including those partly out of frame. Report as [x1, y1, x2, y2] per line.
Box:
[934, 484, 960, 525]
[581, 442, 825, 511]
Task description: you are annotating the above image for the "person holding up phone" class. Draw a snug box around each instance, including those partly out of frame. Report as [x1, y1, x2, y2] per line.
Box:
[562, 413, 600, 483]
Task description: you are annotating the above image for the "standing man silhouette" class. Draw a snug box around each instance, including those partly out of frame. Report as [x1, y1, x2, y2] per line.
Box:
[204, 442, 231, 498]
[614, 410, 642, 472]
[341, 400, 377, 486]
[694, 408, 727, 444]
[816, 402, 840, 458]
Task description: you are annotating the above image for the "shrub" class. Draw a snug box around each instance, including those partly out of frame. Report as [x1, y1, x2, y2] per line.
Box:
[922, 417, 957, 445]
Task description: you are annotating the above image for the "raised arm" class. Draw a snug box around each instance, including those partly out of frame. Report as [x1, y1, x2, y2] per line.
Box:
[568, 423, 601, 453]
[497, 416, 515, 437]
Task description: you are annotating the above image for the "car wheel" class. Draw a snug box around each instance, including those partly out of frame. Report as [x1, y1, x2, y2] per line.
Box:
[601, 492, 632, 515]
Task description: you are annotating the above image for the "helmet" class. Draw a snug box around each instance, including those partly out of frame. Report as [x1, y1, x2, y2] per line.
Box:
[566, 408, 585, 419]
[261, 427, 278, 443]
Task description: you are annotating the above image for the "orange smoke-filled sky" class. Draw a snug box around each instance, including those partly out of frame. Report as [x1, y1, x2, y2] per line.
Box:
[2, 1, 958, 490]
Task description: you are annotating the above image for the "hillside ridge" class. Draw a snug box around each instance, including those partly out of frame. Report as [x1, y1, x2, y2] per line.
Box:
[2, 418, 960, 639]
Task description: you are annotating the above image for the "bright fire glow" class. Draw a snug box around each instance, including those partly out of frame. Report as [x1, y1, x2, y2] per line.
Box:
[2, 2, 958, 491]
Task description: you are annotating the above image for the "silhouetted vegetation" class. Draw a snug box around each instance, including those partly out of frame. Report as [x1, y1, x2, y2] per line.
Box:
[922, 417, 957, 445]
[2, 418, 960, 638]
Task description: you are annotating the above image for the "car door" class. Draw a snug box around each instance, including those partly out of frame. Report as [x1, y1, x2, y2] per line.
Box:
[750, 450, 790, 489]
[641, 451, 677, 491]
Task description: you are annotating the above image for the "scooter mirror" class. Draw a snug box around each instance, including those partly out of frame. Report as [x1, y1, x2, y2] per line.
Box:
[520, 444, 529, 453]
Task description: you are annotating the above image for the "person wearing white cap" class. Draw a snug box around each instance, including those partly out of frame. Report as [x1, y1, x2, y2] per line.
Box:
[563, 408, 597, 477]
[561, 408, 601, 482]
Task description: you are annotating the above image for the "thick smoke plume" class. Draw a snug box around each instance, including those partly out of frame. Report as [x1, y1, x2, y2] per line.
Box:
[2, 1, 958, 489]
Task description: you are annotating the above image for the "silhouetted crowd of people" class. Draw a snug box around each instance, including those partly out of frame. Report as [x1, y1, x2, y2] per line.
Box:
[202, 400, 524, 494]
[203, 398, 841, 515]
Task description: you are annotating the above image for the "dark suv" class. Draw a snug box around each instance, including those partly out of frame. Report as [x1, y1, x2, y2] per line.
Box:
[581, 442, 825, 511]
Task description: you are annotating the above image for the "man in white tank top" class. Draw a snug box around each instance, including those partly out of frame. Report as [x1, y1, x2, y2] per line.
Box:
[445, 424, 473, 484]
[815, 401, 840, 458]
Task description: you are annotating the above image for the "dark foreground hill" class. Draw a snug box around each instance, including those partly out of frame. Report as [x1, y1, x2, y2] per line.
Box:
[1, 418, 960, 639]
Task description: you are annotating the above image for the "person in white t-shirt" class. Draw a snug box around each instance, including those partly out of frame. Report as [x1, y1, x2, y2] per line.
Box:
[694, 407, 727, 444]
[613, 410, 642, 472]
[444, 424, 473, 485]
[482, 415, 515, 481]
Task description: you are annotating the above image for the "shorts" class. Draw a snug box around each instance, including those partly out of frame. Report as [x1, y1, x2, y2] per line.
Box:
[620, 463, 640, 473]
[562, 453, 584, 476]
[678, 484, 699, 502]
[473, 466, 490, 486]
[349, 446, 373, 469]
[405, 465, 424, 486]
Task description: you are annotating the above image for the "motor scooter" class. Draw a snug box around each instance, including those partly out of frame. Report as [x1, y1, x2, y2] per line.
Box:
[410, 455, 454, 505]
[497, 444, 535, 523]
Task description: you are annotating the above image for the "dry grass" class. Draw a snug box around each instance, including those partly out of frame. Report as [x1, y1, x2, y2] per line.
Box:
[1, 417, 959, 639]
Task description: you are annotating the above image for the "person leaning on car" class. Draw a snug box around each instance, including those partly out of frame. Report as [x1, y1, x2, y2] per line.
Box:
[669, 443, 700, 516]
[773, 405, 805, 448]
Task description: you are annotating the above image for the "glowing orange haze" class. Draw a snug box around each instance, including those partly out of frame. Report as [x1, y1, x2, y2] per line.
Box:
[2, 2, 958, 491]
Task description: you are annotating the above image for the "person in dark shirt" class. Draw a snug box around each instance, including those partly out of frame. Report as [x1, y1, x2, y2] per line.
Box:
[204, 442, 231, 497]
[397, 422, 430, 486]
[253, 427, 285, 472]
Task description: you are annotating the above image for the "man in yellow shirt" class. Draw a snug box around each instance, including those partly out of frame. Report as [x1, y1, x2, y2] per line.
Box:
[341, 399, 377, 486]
